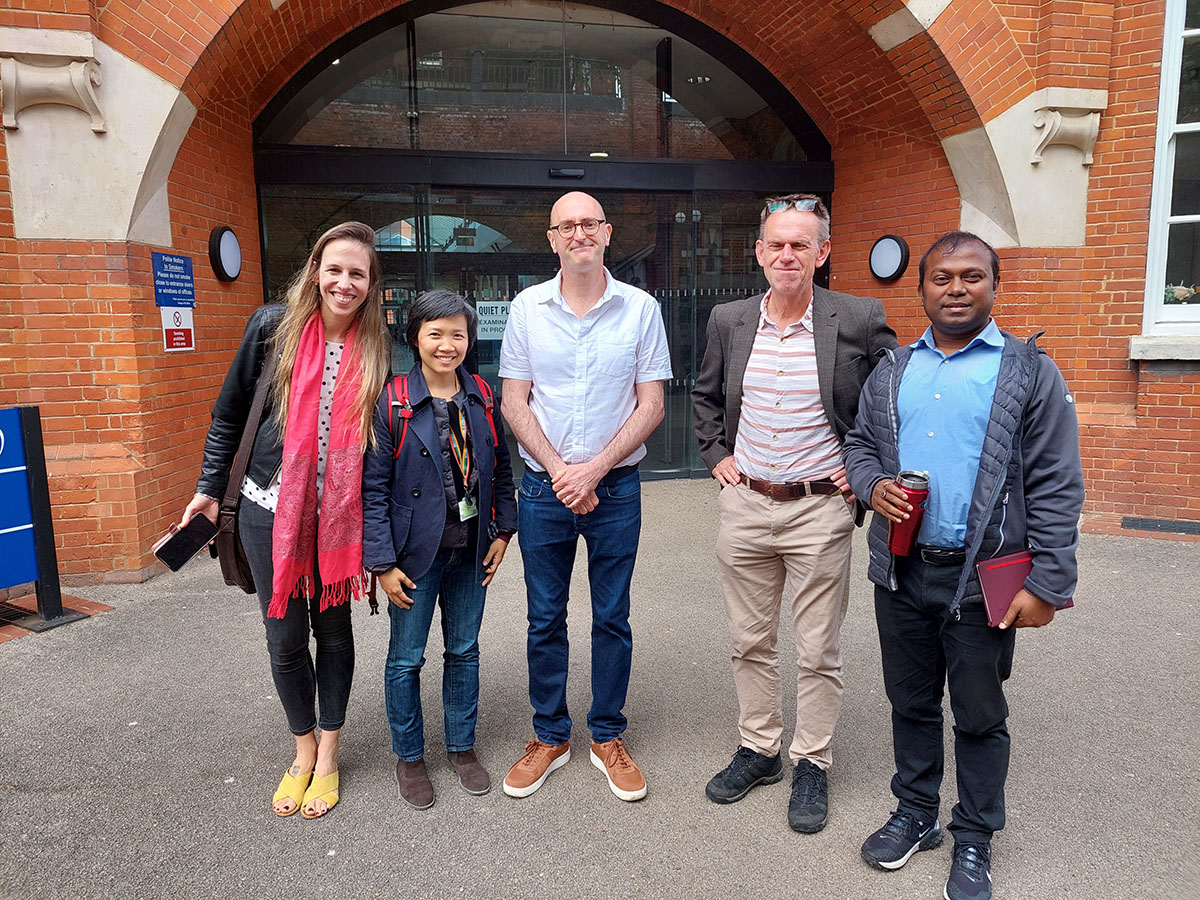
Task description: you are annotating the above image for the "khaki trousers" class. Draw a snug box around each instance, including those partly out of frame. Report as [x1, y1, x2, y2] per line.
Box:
[715, 481, 855, 768]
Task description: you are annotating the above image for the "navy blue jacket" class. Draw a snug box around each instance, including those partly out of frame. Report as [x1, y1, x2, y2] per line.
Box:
[362, 364, 517, 583]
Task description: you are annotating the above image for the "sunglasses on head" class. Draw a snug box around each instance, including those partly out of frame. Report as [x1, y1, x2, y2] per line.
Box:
[765, 198, 819, 214]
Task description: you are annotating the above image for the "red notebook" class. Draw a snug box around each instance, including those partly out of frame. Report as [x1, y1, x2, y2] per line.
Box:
[975, 550, 1074, 627]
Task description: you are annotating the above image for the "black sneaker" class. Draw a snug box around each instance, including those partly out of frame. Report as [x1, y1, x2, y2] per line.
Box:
[945, 842, 992, 900]
[861, 809, 944, 870]
[787, 759, 829, 833]
[705, 746, 784, 803]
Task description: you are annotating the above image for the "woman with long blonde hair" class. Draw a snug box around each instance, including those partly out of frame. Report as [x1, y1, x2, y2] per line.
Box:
[180, 221, 390, 818]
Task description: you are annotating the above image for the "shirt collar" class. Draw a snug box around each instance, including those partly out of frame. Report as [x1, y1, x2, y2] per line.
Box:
[913, 318, 1003, 356]
[758, 290, 814, 334]
[543, 267, 619, 312]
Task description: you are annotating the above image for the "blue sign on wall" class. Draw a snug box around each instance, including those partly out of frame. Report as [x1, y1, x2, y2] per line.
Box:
[152, 252, 196, 308]
[0, 407, 39, 588]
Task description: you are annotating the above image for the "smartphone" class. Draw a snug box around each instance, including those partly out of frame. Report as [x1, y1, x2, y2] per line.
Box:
[153, 514, 219, 572]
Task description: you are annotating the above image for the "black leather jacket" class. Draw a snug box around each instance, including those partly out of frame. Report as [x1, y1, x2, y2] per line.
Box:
[196, 304, 286, 500]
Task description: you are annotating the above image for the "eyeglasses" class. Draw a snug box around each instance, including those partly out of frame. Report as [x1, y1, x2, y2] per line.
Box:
[550, 218, 606, 238]
[765, 198, 818, 214]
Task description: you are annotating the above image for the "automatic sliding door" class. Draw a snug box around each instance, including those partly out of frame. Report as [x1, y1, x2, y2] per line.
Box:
[260, 182, 776, 480]
[429, 187, 694, 476]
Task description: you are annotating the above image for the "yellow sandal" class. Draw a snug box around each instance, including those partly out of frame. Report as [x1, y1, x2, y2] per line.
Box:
[300, 770, 339, 819]
[272, 767, 312, 817]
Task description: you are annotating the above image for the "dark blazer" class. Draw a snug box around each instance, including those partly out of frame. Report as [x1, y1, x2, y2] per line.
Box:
[691, 285, 897, 474]
[197, 303, 286, 500]
[362, 364, 518, 583]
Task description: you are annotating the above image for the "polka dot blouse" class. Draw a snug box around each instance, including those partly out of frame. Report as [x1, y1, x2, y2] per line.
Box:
[241, 341, 344, 512]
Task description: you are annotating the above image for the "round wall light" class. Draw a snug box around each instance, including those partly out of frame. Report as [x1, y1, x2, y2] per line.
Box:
[208, 226, 242, 282]
[869, 234, 909, 282]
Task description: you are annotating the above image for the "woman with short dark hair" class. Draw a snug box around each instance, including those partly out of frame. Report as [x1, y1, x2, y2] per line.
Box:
[362, 289, 517, 809]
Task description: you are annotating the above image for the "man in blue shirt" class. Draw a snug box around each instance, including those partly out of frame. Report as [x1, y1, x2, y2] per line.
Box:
[844, 232, 1084, 900]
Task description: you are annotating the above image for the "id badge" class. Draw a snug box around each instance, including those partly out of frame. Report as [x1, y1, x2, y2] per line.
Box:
[457, 496, 479, 521]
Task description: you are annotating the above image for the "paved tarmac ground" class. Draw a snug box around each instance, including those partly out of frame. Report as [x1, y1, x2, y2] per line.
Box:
[1, 479, 1197, 900]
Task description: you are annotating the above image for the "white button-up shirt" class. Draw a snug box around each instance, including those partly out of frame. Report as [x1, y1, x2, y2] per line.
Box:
[498, 268, 673, 470]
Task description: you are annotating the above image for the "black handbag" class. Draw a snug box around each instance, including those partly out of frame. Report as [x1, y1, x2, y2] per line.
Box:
[214, 351, 278, 594]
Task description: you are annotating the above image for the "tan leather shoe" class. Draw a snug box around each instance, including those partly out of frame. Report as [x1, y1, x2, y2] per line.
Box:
[590, 737, 647, 801]
[502, 739, 570, 798]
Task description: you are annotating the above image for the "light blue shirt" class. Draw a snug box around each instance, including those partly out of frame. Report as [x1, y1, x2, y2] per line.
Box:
[897, 319, 1004, 547]
[497, 267, 673, 470]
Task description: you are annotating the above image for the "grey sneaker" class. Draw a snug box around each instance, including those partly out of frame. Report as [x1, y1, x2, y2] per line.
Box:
[787, 759, 829, 833]
[945, 842, 992, 900]
[705, 746, 784, 803]
[861, 809, 943, 870]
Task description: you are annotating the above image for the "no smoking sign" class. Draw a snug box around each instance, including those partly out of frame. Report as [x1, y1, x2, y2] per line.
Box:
[160, 307, 195, 351]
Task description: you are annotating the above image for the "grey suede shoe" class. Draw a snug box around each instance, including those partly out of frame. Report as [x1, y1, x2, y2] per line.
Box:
[396, 758, 435, 810]
[447, 749, 491, 795]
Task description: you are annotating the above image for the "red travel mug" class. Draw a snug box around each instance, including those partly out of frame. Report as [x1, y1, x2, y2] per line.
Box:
[887, 470, 930, 556]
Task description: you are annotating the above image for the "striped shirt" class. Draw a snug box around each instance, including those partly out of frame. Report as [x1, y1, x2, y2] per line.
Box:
[733, 294, 842, 482]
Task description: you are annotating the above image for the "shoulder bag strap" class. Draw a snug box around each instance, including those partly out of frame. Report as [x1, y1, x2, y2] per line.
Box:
[471, 373, 498, 445]
[220, 350, 279, 513]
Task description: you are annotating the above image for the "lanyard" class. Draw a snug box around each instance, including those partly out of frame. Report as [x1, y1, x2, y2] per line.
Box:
[447, 404, 470, 485]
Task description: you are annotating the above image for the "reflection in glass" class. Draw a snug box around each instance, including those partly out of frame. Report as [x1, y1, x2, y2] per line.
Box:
[1171, 132, 1200, 216]
[258, 1, 804, 161]
[1179, 35, 1200, 123]
[1165, 221, 1200, 303]
[1188, 0, 1200, 30]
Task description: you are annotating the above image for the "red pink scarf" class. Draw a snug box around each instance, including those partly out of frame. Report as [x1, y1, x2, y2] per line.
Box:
[269, 312, 367, 618]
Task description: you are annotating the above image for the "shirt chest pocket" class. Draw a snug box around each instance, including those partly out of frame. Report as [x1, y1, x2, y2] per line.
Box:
[594, 335, 637, 379]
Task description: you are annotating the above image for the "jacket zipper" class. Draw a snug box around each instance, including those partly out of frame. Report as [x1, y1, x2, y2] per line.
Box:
[953, 344, 1032, 621]
[886, 350, 901, 592]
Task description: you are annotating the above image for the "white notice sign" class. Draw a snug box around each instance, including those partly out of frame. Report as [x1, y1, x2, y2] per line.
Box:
[477, 301, 510, 341]
[161, 307, 195, 352]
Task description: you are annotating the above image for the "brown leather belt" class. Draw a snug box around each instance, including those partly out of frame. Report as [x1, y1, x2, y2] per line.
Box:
[743, 476, 842, 501]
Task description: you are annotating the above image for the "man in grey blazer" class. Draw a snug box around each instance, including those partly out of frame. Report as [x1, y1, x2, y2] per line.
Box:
[692, 194, 896, 833]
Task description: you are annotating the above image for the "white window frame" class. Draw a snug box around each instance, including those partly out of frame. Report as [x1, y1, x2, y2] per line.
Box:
[1144, 0, 1200, 336]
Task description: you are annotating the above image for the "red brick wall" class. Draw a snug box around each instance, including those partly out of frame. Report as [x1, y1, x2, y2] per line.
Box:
[1, 0, 1196, 588]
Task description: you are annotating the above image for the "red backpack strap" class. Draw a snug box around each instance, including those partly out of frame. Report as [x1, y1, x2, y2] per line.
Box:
[387, 375, 412, 459]
[471, 373, 498, 445]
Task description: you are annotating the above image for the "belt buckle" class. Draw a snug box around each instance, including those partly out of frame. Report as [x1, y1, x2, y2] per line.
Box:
[920, 546, 963, 565]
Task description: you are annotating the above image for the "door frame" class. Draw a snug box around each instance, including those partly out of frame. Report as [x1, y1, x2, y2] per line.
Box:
[254, 146, 832, 195]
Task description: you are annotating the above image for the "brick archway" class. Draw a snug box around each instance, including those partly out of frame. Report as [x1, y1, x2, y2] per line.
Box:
[160, 0, 1081, 247]
[4, 0, 1150, 586]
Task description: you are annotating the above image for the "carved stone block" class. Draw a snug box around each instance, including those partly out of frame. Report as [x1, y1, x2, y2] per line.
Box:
[0, 56, 106, 132]
[1032, 107, 1100, 166]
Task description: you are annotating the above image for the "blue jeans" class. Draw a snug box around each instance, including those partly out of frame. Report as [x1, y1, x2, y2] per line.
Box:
[238, 497, 355, 735]
[517, 467, 642, 745]
[384, 545, 487, 761]
[874, 555, 1017, 844]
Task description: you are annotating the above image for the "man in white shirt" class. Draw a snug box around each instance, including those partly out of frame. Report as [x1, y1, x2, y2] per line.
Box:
[691, 194, 896, 832]
[498, 191, 672, 802]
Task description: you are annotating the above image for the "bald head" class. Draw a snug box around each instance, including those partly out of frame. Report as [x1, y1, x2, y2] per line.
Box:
[550, 191, 605, 226]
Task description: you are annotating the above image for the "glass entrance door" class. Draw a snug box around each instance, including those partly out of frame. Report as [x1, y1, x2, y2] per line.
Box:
[259, 182, 779, 478]
[649, 190, 774, 476]
[423, 187, 696, 476]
